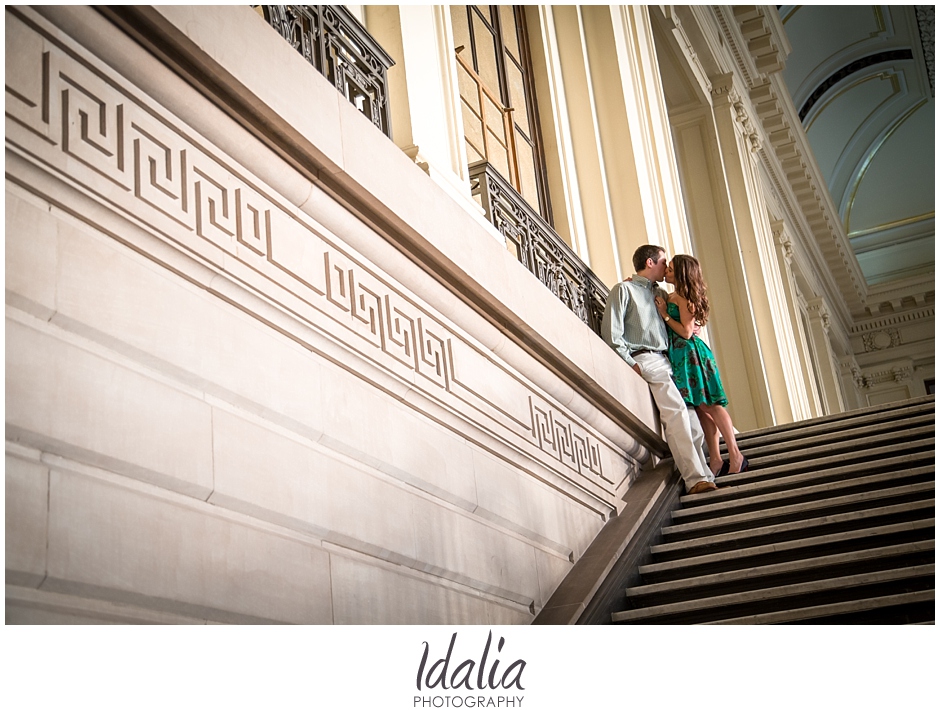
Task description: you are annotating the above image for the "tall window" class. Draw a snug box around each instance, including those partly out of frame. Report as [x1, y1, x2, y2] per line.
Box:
[450, 5, 551, 221]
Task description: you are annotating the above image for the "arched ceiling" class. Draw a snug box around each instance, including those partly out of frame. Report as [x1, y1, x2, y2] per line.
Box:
[780, 5, 934, 286]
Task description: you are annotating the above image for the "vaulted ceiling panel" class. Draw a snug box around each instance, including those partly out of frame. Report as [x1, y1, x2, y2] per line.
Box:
[780, 5, 934, 287]
[849, 100, 935, 231]
[783, 6, 891, 106]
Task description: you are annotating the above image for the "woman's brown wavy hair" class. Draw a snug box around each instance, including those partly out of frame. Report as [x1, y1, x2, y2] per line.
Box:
[672, 254, 710, 326]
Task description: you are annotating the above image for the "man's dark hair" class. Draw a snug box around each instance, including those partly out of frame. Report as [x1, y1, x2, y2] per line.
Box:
[632, 245, 665, 272]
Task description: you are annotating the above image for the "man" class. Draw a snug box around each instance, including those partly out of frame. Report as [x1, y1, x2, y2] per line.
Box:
[602, 245, 717, 495]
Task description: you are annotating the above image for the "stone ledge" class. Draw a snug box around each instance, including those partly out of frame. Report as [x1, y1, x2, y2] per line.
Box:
[533, 462, 682, 624]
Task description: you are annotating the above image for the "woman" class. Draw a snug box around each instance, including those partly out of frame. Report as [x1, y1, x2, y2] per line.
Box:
[654, 254, 748, 475]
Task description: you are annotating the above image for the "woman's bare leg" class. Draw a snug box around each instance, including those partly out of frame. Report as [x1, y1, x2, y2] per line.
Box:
[699, 403, 745, 472]
[695, 408, 723, 474]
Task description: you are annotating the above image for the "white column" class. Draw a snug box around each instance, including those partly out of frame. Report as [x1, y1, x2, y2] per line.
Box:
[603, 5, 695, 261]
[524, 5, 592, 264]
[771, 220, 819, 420]
[364, 6, 477, 213]
[710, 72, 808, 425]
[669, 105, 769, 433]
[805, 297, 847, 415]
[549, 4, 623, 285]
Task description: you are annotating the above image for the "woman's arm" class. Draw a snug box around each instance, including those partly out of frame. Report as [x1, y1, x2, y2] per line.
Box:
[656, 294, 696, 339]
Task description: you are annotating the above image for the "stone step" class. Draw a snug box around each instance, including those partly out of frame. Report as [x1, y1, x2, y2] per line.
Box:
[731, 415, 934, 460]
[625, 539, 934, 608]
[737, 426, 934, 473]
[639, 518, 934, 584]
[731, 397, 934, 446]
[670, 466, 935, 528]
[704, 589, 935, 625]
[605, 397, 934, 624]
[730, 405, 935, 453]
[685, 451, 935, 508]
[716, 444, 935, 491]
[662, 476, 935, 542]
[649, 499, 934, 562]
[612, 563, 934, 624]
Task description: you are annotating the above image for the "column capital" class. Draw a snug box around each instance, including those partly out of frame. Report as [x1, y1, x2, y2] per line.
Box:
[710, 72, 740, 104]
[839, 355, 867, 390]
[711, 73, 762, 152]
[806, 296, 831, 332]
[770, 219, 793, 263]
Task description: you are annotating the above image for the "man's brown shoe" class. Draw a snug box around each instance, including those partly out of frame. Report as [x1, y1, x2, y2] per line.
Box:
[687, 481, 718, 495]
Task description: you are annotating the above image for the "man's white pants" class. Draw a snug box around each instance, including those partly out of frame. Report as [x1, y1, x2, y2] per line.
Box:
[635, 352, 714, 491]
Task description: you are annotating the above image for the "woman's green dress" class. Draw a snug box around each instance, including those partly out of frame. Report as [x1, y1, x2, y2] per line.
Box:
[666, 301, 728, 407]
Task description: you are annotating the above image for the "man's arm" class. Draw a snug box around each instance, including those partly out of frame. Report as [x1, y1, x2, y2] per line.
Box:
[601, 283, 640, 372]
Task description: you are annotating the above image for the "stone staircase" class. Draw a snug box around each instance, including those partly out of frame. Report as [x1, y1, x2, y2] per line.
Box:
[611, 396, 935, 624]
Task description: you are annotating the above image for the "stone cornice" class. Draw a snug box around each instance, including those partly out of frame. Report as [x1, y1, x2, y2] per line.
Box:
[863, 275, 935, 316]
[713, 6, 790, 87]
[850, 306, 935, 334]
[730, 5, 790, 78]
[725, 9, 868, 324]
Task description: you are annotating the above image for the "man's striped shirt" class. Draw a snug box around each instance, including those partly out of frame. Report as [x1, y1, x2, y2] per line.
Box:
[601, 274, 668, 368]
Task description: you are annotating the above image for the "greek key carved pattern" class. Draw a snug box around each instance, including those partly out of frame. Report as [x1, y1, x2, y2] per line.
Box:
[530, 398, 607, 482]
[5, 12, 626, 492]
[6, 30, 456, 390]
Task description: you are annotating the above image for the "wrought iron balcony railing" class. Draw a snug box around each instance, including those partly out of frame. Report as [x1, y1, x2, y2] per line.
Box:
[469, 161, 609, 337]
[258, 5, 395, 139]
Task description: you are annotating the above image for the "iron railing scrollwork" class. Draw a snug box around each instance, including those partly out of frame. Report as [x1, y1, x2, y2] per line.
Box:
[469, 161, 609, 337]
[258, 5, 395, 138]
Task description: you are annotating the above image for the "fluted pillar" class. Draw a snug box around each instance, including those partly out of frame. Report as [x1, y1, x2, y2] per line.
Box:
[805, 297, 847, 414]
[601, 5, 694, 263]
[549, 5, 623, 284]
[525, 5, 592, 261]
[365, 6, 477, 213]
[710, 72, 807, 426]
[771, 220, 820, 420]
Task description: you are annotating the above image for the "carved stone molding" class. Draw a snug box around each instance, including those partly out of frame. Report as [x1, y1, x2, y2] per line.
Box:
[851, 306, 935, 333]
[771, 220, 794, 263]
[732, 6, 787, 77]
[806, 298, 832, 332]
[862, 329, 902, 352]
[861, 363, 917, 388]
[732, 98, 763, 152]
[916, 5, 935, 96]
[840, 357, 866, 390]
[661, 7, 712, 95]
[747, 72, 867, 313]
[710, 74, 739, 103]
[711, 74, 762, 152]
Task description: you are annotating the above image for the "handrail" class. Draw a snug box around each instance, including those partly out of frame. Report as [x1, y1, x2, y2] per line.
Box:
[469, 160, 610, 336]
[258, 5, 395, 139]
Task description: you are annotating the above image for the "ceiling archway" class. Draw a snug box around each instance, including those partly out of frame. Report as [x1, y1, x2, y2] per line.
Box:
[780, 5, 934, 285]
